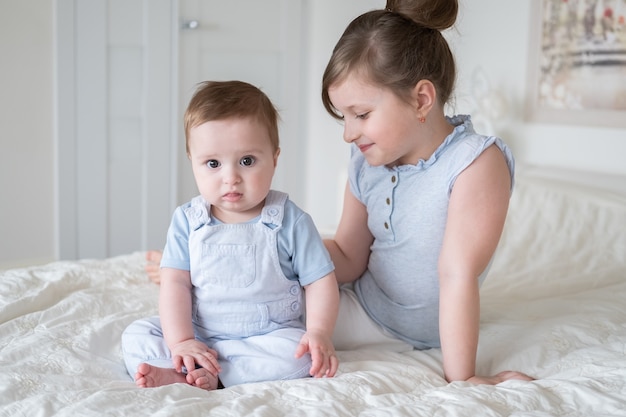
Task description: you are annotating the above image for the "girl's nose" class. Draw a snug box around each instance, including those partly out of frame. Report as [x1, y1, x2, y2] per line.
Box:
[343, 120, 359, 143]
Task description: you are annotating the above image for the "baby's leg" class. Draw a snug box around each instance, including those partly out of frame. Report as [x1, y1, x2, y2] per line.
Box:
[213, 328, 311, 386]
[122, 316, 173, 377]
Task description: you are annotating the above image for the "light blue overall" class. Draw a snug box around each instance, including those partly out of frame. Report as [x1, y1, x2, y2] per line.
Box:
[122, 191, 312, 386]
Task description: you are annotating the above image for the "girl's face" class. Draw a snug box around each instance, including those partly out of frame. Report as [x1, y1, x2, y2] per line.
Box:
[328, 75, 422, 167]
[187, 117, 279, 223]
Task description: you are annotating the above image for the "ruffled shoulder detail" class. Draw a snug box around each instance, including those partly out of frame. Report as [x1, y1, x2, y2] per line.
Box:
[396, 114, 473, 172]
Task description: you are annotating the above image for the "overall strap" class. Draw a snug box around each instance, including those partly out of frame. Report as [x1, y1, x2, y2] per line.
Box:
[261, 190, 288, 228]
[183, 196, 210, 231]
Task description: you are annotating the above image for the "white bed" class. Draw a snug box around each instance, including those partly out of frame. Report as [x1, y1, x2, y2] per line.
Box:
[2, 165, 626, 417]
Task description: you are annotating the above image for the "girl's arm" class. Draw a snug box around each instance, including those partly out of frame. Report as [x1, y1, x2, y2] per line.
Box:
[323, 182, 374, 284]
[159, 267, 220, 376]
[438, 145, 531, 383]
[295, 273, 340, 378]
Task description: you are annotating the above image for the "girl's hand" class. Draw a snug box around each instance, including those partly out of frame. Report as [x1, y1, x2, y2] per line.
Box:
[295, 329, 338, 378]
[467, 370, 534, 385]
[170, 339, 221, 377]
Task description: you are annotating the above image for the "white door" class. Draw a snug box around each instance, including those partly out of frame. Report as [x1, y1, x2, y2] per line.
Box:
[56, 0, 176, 260]
[176, 0, 305, 205]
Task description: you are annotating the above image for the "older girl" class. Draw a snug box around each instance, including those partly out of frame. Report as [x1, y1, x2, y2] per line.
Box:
[321, 0, 533, 384]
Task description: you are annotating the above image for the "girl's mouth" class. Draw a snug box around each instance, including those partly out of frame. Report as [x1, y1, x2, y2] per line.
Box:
[358, 143, 373, 153]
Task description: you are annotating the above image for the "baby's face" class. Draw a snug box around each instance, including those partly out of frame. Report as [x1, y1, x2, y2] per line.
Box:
[188, 117, 279, 223]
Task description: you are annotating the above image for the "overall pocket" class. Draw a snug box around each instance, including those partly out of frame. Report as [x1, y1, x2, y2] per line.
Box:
[201, 243, 256, 288]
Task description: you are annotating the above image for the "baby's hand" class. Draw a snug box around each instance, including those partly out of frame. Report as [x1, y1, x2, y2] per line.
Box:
[171, 339, 221, 377]
[295, 329, 338, 378]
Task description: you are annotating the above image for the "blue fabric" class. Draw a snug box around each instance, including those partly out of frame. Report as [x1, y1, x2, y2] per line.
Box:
[122, 191, 334, 386]
[161, 191, 334, 286]
[349, 115, 515, 349]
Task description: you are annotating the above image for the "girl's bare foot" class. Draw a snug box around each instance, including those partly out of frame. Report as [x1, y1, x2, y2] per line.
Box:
[134, 363, 219, 391]
[145, 251, 163, 284]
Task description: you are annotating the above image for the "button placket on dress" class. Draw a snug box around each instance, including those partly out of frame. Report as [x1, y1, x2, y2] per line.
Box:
[384, 172, 398, 234]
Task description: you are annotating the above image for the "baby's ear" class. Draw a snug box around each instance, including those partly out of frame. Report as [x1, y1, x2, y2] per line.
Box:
[274, 148, 281, 167]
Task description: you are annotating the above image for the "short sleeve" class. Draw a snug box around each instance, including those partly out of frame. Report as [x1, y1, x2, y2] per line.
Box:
[281, 201, 335, 286]
[160, 205, 191, 271]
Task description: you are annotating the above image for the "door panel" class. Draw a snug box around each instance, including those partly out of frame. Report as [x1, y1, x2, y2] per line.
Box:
[56, 0, 175, 259]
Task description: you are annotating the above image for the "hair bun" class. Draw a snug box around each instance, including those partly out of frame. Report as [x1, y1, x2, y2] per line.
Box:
[385, 0, 458, 30]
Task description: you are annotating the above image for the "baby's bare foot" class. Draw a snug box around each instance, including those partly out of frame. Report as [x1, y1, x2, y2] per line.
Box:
[134, 363, 186, 388]
[135, 363, 219, 391]
[186, 367, 219, 390]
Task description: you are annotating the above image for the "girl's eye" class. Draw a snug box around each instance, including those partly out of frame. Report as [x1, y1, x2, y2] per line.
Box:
[355, 112, 369, 120]
[240, 156, 256, 167]
[207, 159, 220, 169]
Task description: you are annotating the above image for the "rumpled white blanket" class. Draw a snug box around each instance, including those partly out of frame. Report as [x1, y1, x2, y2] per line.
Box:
[1, 167, 625, 416]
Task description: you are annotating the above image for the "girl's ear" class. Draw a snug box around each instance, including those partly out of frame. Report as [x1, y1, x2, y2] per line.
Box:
[411, 79, 437, 117]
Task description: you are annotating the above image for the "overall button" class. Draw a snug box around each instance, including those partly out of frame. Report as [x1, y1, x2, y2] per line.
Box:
[291, 301, 300, 311]
[268, 208, 279, 216]
[289, 285, 300, 295]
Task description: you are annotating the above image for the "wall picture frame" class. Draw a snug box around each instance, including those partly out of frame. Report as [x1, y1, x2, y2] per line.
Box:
[526, 0, 626, 128]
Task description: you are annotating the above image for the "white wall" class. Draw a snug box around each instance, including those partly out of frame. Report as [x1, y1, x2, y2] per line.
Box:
[450, 1, 626, 176]
[301, 0, 380, 233]
[0, 0, 55, 269]
[1, 0, 625, 269]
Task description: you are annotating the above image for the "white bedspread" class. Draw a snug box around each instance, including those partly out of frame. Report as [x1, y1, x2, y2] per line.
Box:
[1, 167, 626, 416]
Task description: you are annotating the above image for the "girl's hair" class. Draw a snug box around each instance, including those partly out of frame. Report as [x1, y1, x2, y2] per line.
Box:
[184, 80, 280, 154]
[321, 0, 458, 120]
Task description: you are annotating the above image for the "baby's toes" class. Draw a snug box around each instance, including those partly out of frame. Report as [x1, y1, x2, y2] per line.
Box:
[196, 375, 218, 390]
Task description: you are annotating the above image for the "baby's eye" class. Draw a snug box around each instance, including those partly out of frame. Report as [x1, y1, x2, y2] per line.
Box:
[355, 112, 369, 120]
[240, 156, 256, 167]
[206, 159, 220, 169]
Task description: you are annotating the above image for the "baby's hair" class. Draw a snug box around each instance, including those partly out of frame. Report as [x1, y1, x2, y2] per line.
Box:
[322, 0, 457, 119]
[184, 80, 280, 155]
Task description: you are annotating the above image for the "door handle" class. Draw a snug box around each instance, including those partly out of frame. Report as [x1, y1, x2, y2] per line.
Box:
[181, 20, 199, 30]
